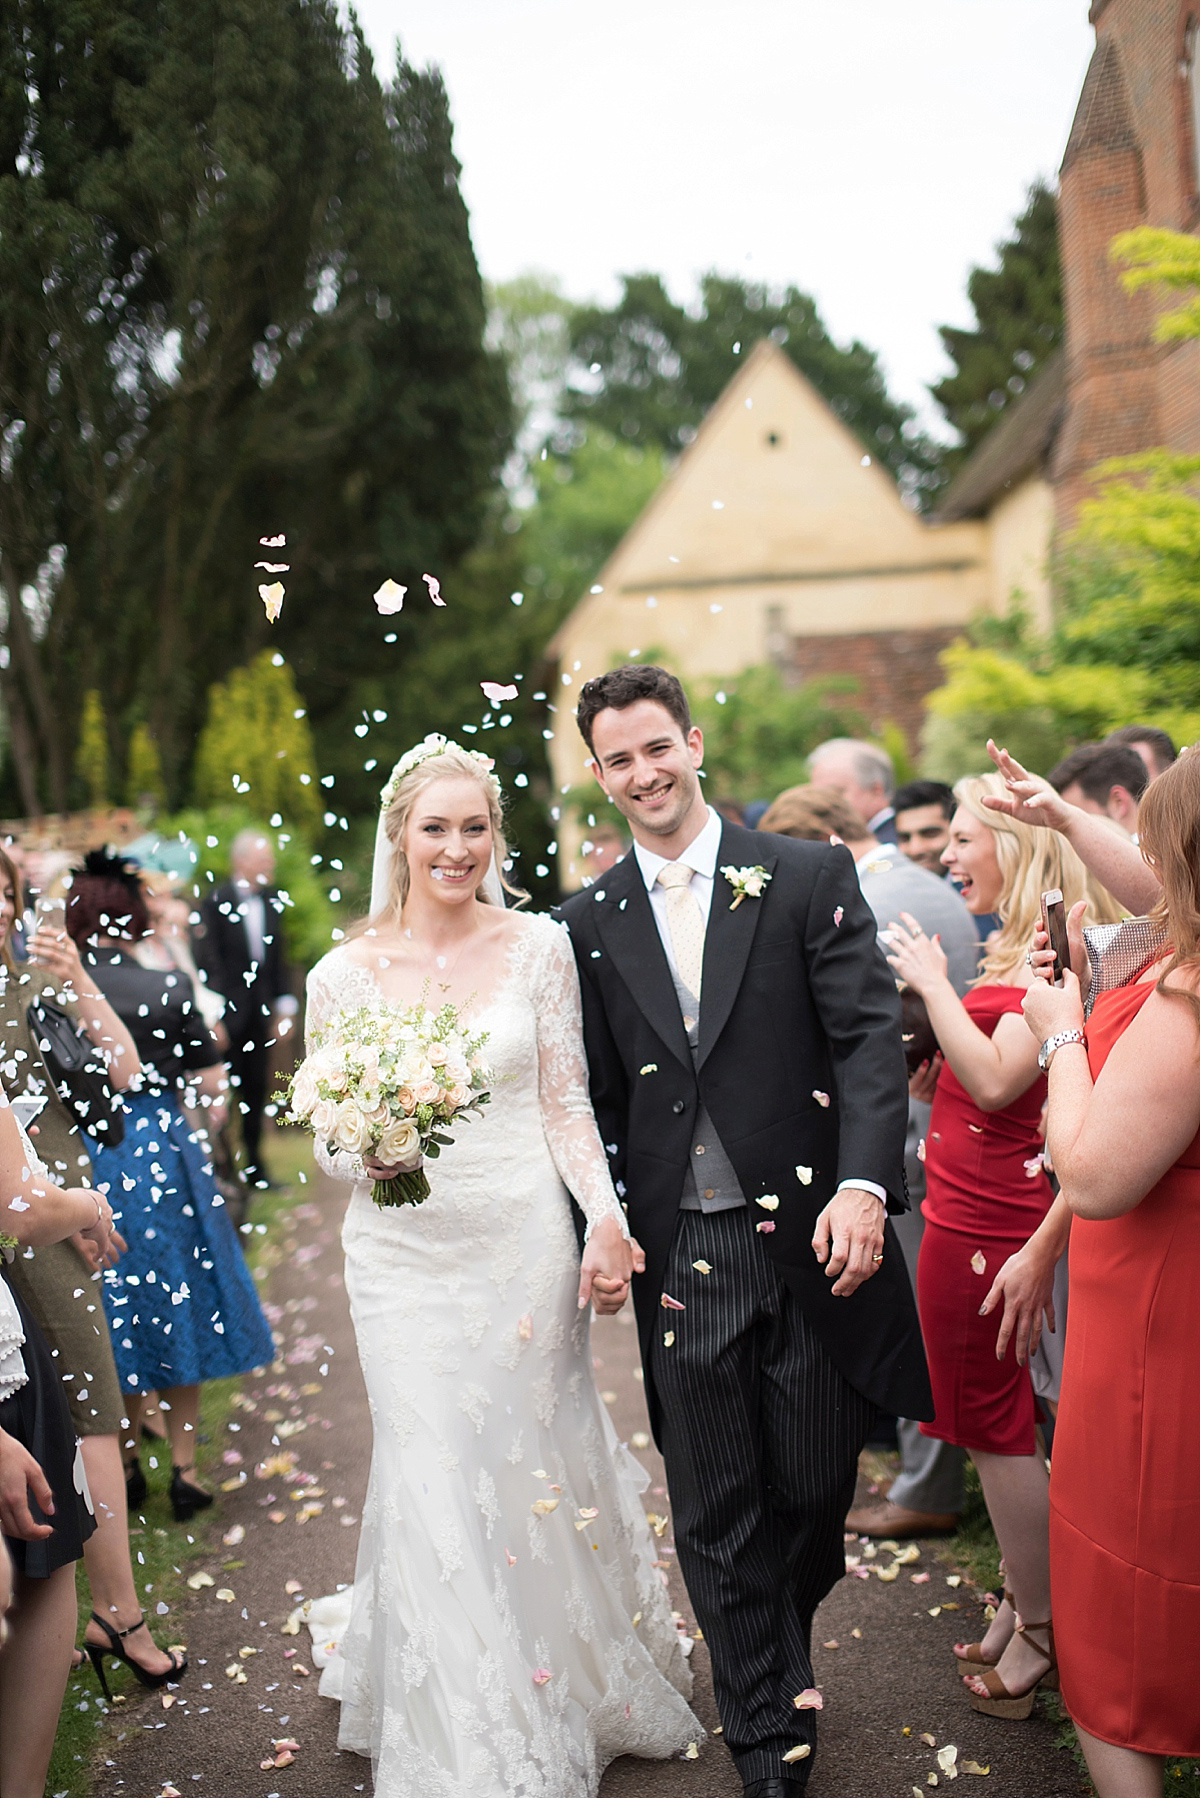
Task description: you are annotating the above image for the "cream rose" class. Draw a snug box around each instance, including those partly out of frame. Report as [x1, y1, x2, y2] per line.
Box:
[310, 1097, 340, 1142]
[413, 1079, 440, 1106]
[332, 1099, 373, 1156]
[290, 1063, 319, 1115]
[377, 1117, 421, 1167]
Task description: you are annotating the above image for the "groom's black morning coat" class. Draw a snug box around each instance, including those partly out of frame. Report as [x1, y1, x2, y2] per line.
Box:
[558, 819, 933, 1436]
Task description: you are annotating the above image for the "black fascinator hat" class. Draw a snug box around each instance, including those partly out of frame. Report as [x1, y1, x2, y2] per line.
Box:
[65, 848, 150, 945]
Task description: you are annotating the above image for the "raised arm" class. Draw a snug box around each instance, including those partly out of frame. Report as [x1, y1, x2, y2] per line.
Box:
[26, 928, 141, 1089]
[984, 740, 1160, 915]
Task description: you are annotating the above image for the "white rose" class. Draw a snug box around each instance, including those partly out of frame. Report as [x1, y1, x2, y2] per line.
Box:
[377, 1116, 422, 1167]
[332, 1099, 373, 1156]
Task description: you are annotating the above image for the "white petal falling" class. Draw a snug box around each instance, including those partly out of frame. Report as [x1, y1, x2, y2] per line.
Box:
[374, 579, 407, 615]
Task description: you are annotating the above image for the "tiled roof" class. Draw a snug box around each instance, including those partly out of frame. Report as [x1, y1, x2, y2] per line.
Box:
[1061, 34, 1137, 173]
[933, 350, 1066, 522]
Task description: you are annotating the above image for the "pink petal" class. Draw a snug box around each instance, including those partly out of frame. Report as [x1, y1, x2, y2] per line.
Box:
[260, 533, 286, 546]
[756, 1220, 776, 1234]
[660, 1293, 686, 1310]
[532, 1667, 552, 1685]
[481, 681, 519, 703]
[794, 1688, 824, 1710]
[833, 907, 844, 927]
[423, 572, 446, 605]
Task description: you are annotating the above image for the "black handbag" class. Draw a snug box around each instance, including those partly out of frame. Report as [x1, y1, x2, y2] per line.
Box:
[28, 995, 126, 1149]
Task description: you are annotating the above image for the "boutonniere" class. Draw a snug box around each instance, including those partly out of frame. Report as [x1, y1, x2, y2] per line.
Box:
[720, 864, 772, 911]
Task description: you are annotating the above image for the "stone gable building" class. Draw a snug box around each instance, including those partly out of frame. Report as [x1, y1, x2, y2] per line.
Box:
[545, 1, 1200, 865]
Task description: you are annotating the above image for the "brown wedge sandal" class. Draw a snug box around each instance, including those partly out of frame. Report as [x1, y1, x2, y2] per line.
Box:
[953, 1587, 1014, 1668]
[966, 1618, 1057, 1719]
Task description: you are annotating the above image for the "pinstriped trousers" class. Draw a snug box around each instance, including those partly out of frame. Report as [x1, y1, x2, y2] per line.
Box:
[650, 1208, 874, 1787]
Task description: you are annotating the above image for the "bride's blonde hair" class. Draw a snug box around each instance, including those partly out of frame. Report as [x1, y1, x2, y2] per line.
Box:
[954, 772, 1125, 983]
[368, 744, 527, 923]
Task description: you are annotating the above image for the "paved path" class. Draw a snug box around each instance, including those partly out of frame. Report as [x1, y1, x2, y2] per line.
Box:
[94, 1167, 1079, 1798]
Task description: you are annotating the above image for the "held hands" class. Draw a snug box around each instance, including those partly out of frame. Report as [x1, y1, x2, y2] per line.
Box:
[884, 912, 949, 997]
[812, 1186, 886, 1297]
[71, 1225, 125, 1272]
[363, 1150, 424, 1181]
[578, 1217, 645, 1315]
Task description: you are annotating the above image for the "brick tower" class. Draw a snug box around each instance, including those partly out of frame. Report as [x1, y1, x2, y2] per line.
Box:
[1053, 0, 1200, 527]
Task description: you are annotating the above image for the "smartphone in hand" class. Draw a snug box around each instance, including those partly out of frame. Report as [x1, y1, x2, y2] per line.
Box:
[1041, 888, 1069, 986]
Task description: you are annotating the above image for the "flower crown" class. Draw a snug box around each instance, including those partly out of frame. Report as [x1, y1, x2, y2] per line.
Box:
[379, 733, 501, 811]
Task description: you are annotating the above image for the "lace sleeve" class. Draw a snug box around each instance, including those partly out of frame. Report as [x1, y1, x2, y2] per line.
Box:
[304, 954, 366, 1187]
[530, 918, 629, 1241]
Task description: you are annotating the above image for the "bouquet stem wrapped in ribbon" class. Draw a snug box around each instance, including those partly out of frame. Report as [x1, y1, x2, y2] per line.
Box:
[285, 998, 491, 1207]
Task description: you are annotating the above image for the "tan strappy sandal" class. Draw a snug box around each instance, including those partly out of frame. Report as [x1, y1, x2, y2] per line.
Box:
[965, 1617, 1057, 1719]
[952, 1587, 1014, 1667]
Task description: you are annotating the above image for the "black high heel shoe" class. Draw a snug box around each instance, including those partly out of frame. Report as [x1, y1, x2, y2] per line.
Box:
[169, 1463, 214, 1523]
[124, 1455, 147, 1510]
[84, 1611, 187, 1702]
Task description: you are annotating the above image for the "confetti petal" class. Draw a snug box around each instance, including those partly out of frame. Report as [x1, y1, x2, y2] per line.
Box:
[517, 1313, 533, 1341]
[505, 1549, 517, 1565]
[756, 1221, 776, 1233]
[970, 1251, 987, 1276]
[812, 1090, 830, 1107]
[783, 1744, 812, 1763]
[639, 1063, 658, 1075]
[911, 1571, 931, 1584]
[223, 1524, 245, 1547]
[691, 1259, 712, 1275]
[260, 534, 286, 546]
[422, 572, 446, 605]
[578, 1506, 599, 1519]
[756, 1194, 779, 1211]
[631, 1431, 651, 1448]
[531, 1498, 559, 1516]
[187, 1570, 215, 1590]
[794, 1688, 823, 1709]
[921, 1733, 937, 1746]
[796, 1165, 813, 1185]
[833, 906, 844, 927]
[214, 1587, 236, 1602]
[259, 581, 284, 622]
[917, 1138, 927, 1163]
[683, 1743, 700, 1760]
[532, 1667, 552, 1685]
[373, 578, 406, 614]
[876, 1563, 900, 1581]
[962, 1762, 990, 1776]
[938, 1744, 959, 1776]
[661, 1293, 686, 1310]
[663, 1330, 675, 1347]
[480, 681, 519, 703]
[254, 561, 289, 572]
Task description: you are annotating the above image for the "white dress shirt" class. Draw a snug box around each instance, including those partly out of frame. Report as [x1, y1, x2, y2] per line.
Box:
[632, 808, 886, 1206]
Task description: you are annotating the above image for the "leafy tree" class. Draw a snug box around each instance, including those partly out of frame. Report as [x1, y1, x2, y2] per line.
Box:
[565, 273, 945, 507]
[193, 652, 320, 835]
[73, 690, 110, 810]
[931, 181, 1062, 469]
[517, 430, 667, 611]
[1113, 226, 1200, 343]
[690, 664, 866, 808]
[0, 0, 509, 814]
[125, 722, 167, 811]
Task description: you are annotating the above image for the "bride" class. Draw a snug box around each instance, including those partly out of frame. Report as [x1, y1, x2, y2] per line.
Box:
[303, 736, 699, 1796]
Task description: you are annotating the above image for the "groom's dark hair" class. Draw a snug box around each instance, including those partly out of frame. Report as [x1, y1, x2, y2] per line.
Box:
[575, 664, 692, 755]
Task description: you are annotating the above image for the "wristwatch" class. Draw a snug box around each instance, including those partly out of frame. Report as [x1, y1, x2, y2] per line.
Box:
[1038, 1029, 1087, 1072]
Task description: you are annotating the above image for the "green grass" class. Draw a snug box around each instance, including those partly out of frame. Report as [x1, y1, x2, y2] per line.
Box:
[44, 1129, 312, 1798]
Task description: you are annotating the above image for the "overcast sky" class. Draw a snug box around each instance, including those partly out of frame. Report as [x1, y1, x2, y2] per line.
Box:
[350, 1, 1096, 436]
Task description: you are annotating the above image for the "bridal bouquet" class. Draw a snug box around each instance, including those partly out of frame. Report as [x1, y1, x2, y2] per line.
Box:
[285, 999, 491, 1208]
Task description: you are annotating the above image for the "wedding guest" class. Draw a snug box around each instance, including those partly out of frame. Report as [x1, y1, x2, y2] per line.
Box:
[1104, 722, 1176, 780]
[808, 737, 897, 843]
[1048, 742, 1148, 837]
[0, 1105, 114, 1798]
[64, 853, 274, 1523]
[1022, 749, 1200, 1790]
[761, 785, 976, 1540]
[886, 774, 1122, 1719]
[0, 847, 184, 1693]
[193, 832, 297, 1188]
[893, 780, 956, 875]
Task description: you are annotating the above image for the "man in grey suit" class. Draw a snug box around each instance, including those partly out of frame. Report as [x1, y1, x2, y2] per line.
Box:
[758, 784, 978, 1538]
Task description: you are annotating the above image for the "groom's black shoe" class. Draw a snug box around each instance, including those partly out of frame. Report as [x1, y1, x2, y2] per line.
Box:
[743, 1780, 808, 1797]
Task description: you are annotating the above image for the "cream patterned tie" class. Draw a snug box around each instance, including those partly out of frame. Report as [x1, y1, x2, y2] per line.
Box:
[655, 862, 705, 1006]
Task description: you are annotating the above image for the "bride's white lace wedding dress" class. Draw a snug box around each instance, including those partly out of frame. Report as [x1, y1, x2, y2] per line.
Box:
[303, 911, 698, 1796]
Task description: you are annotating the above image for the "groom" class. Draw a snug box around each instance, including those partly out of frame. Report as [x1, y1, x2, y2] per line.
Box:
[558, 666, 931, 1794]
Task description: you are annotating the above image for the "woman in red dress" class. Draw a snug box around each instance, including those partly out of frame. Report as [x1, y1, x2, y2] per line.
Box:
[1023, 754, 1200, 1794]
[887, 773, 1122, 1719]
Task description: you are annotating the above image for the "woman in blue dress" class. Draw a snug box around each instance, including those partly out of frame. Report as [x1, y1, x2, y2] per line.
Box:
[64, 853, 274, 1522]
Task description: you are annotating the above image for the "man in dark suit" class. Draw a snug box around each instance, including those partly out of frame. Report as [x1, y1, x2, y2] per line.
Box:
[193, 830, 296, 1189]
[558, 667, 931, 1796]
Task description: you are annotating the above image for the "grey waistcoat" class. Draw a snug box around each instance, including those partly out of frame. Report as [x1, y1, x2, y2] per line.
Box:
[670, 961, 746, 1213]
